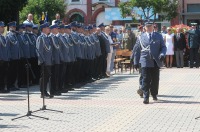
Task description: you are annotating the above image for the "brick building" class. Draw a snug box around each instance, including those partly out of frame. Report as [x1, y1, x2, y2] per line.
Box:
[64, 0, 171, 29]
[64, 0, 124, 26]
[171, 0, 200, 26]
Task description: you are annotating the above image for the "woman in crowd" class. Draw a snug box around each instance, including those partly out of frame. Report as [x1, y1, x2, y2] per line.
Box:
[164, 27, 174, 68]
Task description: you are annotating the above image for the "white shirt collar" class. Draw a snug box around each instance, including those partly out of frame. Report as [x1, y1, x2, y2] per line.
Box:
[146, 32, 153, 39]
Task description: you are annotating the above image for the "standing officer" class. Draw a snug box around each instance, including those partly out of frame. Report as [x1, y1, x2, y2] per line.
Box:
[70, 21, 82, 84]
[57, 24, 70, 93]
[0, 21, 9, 93]
[91, 24, 102, 79]
[16, 24, 30, 88]
[36, 22, 53, 98]
[26, 24, 40, 85]
[49, 24, 63, 96]
[133, 21, 166, 104]
[6, 21, 20, 91]
[188, 23, 200, 68]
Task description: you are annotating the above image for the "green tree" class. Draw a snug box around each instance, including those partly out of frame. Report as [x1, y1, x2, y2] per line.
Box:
[19, 0, 67, 24]
[118, 0, 179, 21]
[0, 0, 27, 24]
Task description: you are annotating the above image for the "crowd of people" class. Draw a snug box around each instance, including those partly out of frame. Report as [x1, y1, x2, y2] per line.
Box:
[0, 13, 137, 97]
[134, 23, 200, 68]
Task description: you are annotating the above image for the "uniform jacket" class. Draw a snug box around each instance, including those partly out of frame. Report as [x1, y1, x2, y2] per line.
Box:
[49, 33, 64, 65]
[57, 33, 70, 63]
[63, 34, 76, 62]
[26, 32, 38, 58]
[6, 31, 21, 60]
[133, 32, 166, 68]
[188, 29, 200, 48]
[71, 31, 82, 59]
[16, 32, 30, 59]
[36, 33, 52, 66]
[0, 34, 9, 61]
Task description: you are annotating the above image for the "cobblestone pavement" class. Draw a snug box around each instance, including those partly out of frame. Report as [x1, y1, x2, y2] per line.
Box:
[1, 68, 200, 132]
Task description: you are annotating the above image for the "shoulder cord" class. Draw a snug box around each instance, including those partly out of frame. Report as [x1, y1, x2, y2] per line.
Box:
[41, 37, 51, 52]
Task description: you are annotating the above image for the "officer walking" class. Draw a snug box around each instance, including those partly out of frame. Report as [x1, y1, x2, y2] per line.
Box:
[0, 21, 9, 93]
[133, 21, 166, 104]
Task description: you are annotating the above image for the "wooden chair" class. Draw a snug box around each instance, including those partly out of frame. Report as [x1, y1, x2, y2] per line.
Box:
[121, 51, 134, 74]
[114, 50, 126, 73]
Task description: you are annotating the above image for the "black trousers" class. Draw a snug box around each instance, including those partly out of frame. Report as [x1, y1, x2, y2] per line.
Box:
[60, 62, 68, 90]
[65, 62, 74, 85]
[7, 59, 19, 89]
[39, 65, 51, 95]
[99, 54, 107, 76]
[30, 57, 40, 84]
[190, 48, 199, 67]
[95, 56, 101, 77]
[74, 58, 82, 83]
[18, 58, 27, 87]
[141, 67, 160, 99]
[0, 61, 8, 91]
[50, 64, 61, 94]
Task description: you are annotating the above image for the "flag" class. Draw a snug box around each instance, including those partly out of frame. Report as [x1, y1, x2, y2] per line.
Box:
[42, 12, 45, 21]
[44, 12, 48, 22]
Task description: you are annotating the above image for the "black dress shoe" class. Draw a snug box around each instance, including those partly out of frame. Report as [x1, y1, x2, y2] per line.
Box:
[10, 87, 20, 91]
[53, 92, 62, 96]
[143, 98, 149, 104]
[0, 90, 10, 93]
[49, 95, 54, 98]
[60, 89, 68, 93]
[153, 96, 158, 101]
[137, 89, 143, 98]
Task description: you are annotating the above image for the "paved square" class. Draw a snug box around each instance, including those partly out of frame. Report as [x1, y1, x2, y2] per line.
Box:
[1, 68, 200, 132]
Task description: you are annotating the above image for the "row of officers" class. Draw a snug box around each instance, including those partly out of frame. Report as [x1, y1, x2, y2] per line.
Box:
[0, 21, 112, 98]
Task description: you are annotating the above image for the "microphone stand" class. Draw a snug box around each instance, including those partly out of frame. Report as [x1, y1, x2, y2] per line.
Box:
[12, 31, 48, 120]
[31, 34, 63, 114]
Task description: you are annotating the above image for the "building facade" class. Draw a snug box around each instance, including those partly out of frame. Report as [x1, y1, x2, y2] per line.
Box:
[64, 0, 122, 26]
[171, 0, 200, 26]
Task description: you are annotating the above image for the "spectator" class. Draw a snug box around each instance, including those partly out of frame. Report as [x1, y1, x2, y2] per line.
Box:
[154, 24, 158, 32]
[117, 28, 123, 44]
[23, 13, 34, 25]
[174, 28, 186, 68]
[188, 23, 200, 68]
[52, 13, 61, 25]
[126, 27, 136, 51]
[122, 26, 128, 49]
[164, 27, 174, 68]
[161, 25, 167, 38]
[136, 24, 143, 37]
[105, 26, 114, 76]
[110, 25, 119, 73]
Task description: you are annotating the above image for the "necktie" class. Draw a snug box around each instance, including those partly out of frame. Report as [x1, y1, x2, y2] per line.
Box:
[1, 35, 6, 44]
[149, 33, 152, 41]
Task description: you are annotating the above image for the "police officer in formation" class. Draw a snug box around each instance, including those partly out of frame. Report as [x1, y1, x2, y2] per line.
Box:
[0, 21, 9, 93]
[6, 21, 21, 91]
[0, 20, 111, 97]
